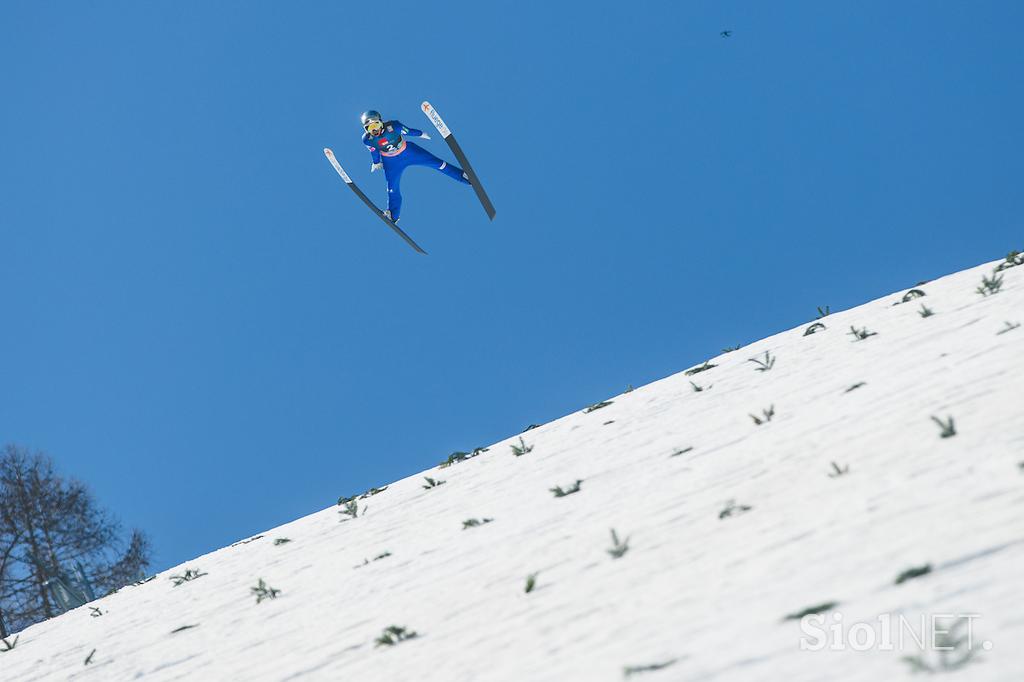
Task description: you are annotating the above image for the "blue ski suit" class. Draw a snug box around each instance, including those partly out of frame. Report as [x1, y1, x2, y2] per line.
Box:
[362, 120, 471, 220]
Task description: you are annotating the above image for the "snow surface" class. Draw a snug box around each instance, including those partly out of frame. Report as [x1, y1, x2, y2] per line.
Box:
[3, 257, 1023, 681]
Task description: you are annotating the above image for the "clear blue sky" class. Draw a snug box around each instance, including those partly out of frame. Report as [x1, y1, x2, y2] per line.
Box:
[1, 1, 1021, 573]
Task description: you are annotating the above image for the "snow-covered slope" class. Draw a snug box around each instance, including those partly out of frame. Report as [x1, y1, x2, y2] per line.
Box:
[4, 257, 1023, 681]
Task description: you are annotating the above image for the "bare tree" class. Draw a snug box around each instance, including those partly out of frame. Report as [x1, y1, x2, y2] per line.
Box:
[0, 444, 151, 634]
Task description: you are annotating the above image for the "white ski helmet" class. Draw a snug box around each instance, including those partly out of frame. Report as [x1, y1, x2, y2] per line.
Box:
[360, 110, 383, 133]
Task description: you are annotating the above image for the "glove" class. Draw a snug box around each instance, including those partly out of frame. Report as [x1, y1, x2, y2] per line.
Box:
[420, 133, 432, 140]
[371, 162, 383, 173]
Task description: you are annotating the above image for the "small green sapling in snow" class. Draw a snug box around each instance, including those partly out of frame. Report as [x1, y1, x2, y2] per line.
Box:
[339, 499, 362, 519]
[750, 405, 775, 425]
[624, 660, 677, 678]
[375, 625, 418, 647]
[848, 326, 877, 341]
[894, 564, 932, 585]
[719, 499, 752, 519]
[607, 529, 630, 558]
[511, 437, 533, 457]
[997, 321, 1020, 335]
[685, 361, 716, 376]
[550, 480, 583, 497]
[169, 568, 208, 586]
[828, 462, 849, 478]
[748, 351, 776, 372]
[976, 271, 1004, 296]
[784, 601, 839, 621]
[931, 415, 956, 438]
[251, 578, 281, 604]
[525, 572, 538, 593]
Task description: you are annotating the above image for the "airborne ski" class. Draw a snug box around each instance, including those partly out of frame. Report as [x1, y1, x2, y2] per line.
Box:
[421, 101, 496, 221]
[323, 148, 427, 255]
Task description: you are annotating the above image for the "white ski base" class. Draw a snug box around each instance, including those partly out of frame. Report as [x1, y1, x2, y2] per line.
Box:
[323, 148, 352, 183]
[421, 101, 451, 138]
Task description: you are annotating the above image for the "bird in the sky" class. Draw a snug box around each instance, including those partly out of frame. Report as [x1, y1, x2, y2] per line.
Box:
[720, 30, 732, 38]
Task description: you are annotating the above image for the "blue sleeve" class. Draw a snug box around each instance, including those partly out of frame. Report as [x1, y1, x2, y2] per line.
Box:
[394, 120, 426, 138]
[362, 133, 382, 164]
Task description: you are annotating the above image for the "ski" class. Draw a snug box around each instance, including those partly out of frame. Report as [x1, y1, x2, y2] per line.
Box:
[322, 148, 428, 255]
[421, 101, 496, 221]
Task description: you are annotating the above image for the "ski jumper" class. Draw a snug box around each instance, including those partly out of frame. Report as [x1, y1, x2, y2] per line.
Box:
[362, 120, 471, 220]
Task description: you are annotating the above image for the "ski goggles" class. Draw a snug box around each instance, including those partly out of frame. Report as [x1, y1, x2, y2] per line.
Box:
[364, 120, 384, 134]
